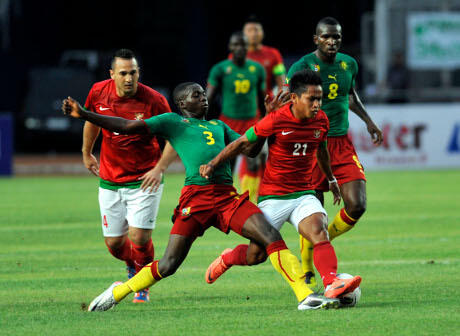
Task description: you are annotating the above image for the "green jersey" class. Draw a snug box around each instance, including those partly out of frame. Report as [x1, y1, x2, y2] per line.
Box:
[208, 59, 266, 120]
[144, 113, 240, 186]
[287, 52, 358, 136]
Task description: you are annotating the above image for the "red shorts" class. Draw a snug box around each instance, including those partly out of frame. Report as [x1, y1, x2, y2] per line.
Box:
[312, 135, 366, 191]
[170, 184, 262, 238]
[219, 114, 258, 135]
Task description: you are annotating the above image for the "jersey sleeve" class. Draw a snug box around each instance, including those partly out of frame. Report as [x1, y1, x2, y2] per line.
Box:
[221, 121, 241, 143]
[207, 63, 222, 87]
[84, 86, 95, 111]
[272, 48, 286, 76]
[258, 64, 266, 92]
[143, 113, 178, 138]
[286, 59, 305, 84]
[350, 57, 359, 88]
[253, 112, 275, 138]
[154, 94, 172, 115]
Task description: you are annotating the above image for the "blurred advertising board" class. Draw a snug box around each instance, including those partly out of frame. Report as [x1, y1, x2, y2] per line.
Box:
[408, 12, 460, 69]
[348, 104, 460, 170]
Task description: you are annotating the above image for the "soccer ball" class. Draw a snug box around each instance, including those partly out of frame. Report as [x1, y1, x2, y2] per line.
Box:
[336, 273, 361, 307]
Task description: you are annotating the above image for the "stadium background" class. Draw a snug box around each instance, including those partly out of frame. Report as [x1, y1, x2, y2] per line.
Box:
[1, 1, 459, 334]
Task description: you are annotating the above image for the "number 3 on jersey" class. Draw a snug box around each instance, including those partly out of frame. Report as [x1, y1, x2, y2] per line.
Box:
[203, 131, 215, 145]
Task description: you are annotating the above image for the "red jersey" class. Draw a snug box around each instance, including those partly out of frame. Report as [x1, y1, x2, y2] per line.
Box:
[252, 104, 329, 196]
[85, 79, 171, 184]
[230, 45, 285, 97]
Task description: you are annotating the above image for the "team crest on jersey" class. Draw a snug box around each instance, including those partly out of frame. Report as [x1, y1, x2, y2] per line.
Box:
[181, 207, 191, 216]
[249, 65, 256, 73]
[340, 61, 348, 70]
[313, 130, 321, 138]
[209, 120, 218, 125]
[226, 66, 232, 74]
[134, 113, 144, 120]
[313, 64, 320, 72]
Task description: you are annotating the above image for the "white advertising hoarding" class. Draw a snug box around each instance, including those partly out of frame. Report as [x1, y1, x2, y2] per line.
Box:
[348, 104, 460, 170]
[407, 12, 460, 69]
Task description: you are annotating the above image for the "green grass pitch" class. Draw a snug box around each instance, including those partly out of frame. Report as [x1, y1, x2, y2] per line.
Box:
[1, 170, 459, 335]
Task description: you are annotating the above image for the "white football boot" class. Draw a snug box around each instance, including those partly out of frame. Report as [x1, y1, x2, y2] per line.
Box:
[88, 281, 123, 312]
[298, 293, 340, 310]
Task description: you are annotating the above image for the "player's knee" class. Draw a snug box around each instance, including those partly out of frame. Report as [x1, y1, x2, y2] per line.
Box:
[104, 237, 125, 251]
[246, 250, 267, 265]
[129, 229, 152, 246]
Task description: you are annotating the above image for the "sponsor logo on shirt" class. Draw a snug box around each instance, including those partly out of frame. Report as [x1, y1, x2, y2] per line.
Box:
[99, 106, 110, 111]
[281, 130, 294, 136]
[237, 73, 244, 78]
[328, 74, 337, 81]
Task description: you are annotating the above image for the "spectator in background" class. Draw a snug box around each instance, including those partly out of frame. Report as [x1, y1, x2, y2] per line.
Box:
[386, 51, 409, 103]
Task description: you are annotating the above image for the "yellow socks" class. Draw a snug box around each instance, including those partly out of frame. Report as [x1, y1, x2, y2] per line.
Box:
[240, 175, 261, 203]
[113, 262, 161, 302]
[268, 243, 313, 302]
[328, 208, 357, 240]
[299, 235, 314, 274]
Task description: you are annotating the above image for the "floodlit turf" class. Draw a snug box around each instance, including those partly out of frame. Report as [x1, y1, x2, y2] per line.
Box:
[0, 170, 459, 335]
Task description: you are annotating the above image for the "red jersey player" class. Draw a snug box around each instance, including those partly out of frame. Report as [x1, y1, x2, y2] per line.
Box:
[82, 49, 174, 303]
[243, 16, 286, 98]
[201, 69, 362, 302]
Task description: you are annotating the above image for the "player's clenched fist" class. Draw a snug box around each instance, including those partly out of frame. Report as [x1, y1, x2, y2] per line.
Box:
[199, 163, 215, 180]
[62, 96, 83, 119]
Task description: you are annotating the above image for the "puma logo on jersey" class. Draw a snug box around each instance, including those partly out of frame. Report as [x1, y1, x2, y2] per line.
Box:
[328, 74, 337, 81]
[99, 106, 110, 111]
[281, 130, 294, 135]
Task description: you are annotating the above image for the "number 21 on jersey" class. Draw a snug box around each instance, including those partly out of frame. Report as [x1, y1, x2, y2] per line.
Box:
[293, 143, 307, 156]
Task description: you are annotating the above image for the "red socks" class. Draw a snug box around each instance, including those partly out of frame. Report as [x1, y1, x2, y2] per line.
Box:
[106, 238, 155, 272]
[222, 244, 249, 266]
[313, 241, 338, 287]
[131, 239, 154, 273]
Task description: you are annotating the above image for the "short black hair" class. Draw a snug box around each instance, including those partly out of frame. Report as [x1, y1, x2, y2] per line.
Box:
[173, 82, 196, 110]
[316, 17, 340, 34]
[289, 69, 322, 96]
[111, 49, 137, 69]
[230, 31, 245, 42]
[244, 15, 262, 26]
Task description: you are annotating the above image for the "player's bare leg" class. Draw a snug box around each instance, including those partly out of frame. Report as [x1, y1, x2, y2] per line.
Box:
[206, 213, 339, 310]
[89, 234, 194, 311]
[301, 181, 367, 286]
[298, 212, 361, 298]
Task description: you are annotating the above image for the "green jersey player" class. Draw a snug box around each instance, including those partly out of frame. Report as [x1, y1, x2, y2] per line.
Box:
[287, 17, 383, 288]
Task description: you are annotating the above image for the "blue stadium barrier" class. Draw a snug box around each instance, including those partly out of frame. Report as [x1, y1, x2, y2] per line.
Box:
[0, 113, 13, 176]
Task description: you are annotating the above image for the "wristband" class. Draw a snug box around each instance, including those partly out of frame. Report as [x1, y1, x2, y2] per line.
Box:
[328, 178, 337, 184]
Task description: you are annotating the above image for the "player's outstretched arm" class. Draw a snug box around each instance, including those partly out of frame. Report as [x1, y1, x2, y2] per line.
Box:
[62, 97, 148, 135]
[200, 135, 254, 179]
[349, 88, 383, 145]
[316, 143, 341, 205]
